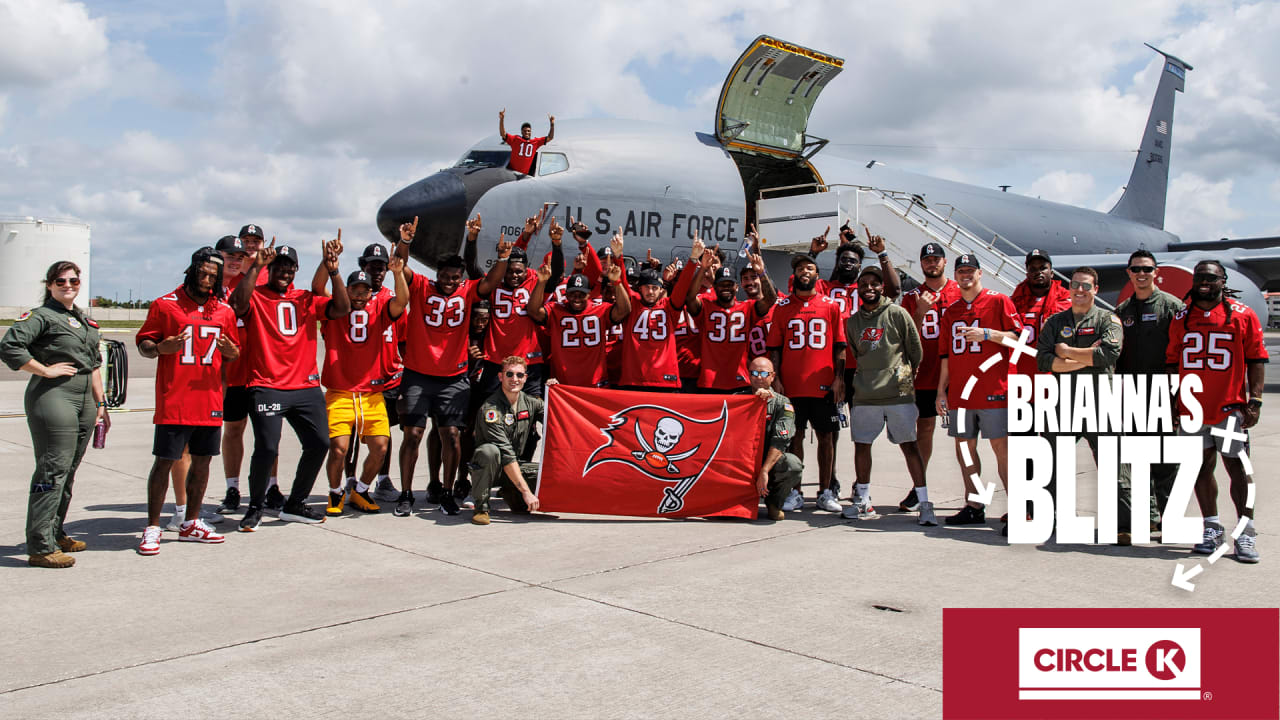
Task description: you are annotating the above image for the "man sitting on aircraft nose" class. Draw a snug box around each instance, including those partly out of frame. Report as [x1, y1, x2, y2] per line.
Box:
[499, 108, 554, 175]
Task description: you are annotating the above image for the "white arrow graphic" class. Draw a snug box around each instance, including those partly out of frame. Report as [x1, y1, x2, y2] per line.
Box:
[1171, 562, 1203, 592]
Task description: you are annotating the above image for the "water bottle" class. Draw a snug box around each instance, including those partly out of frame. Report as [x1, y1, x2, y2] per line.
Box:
[93, 420, 108, 449]
[838, 407, 848, 428]
[737, 234, 753, 259]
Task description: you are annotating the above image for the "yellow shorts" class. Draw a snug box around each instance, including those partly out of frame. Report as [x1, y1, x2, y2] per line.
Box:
[326, 390, 390, 438]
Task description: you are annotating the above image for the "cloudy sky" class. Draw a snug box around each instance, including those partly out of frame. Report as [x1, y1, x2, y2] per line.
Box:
[2, 0, 1278, 301]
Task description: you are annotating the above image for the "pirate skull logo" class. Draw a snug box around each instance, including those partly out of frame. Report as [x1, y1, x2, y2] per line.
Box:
[634, 416, 697, 474]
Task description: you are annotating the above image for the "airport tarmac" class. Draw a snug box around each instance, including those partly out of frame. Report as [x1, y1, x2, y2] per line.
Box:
[0, 367, 1276, 719]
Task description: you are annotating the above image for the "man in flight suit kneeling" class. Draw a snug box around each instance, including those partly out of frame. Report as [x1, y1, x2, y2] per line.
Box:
[470, 355, 544, 525]
[749, 356, 803, 520]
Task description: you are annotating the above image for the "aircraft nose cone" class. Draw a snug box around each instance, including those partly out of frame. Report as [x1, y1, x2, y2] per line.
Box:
[376, 170, 469, 269]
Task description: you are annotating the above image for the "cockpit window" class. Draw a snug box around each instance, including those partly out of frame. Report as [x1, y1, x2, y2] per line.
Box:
[537, 152, 569, 176]
[455, 151, 510, 169]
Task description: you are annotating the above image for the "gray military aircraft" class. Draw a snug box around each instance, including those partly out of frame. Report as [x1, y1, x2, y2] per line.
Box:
[377, 35, 1280, 320]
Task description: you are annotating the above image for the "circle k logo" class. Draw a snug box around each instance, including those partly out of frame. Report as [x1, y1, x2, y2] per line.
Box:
[1145, 639, 1186, 680]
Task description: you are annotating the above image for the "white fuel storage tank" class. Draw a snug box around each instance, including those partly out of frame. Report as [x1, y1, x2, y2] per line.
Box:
[0, 217, 92, 308]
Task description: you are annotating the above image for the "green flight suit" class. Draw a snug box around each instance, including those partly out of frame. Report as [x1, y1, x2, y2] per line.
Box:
[0, 301, 102, 555]
[1035, 303, 1137, 533]
[470, 390, 544, 513]
[1115, 288, 1185, 522]
[763, 391, 803, 509]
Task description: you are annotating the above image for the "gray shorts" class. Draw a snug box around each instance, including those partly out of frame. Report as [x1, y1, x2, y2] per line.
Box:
[1181, 411, 1251, 459]
[947, 407, 1008, 440]
[852, 403, 919, 444]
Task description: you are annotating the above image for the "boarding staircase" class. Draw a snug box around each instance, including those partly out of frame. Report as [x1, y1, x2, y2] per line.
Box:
[756, 184, 1071, 295]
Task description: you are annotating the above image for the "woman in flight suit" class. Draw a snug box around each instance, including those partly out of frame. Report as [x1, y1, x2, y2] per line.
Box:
[0, 261, 109, 568]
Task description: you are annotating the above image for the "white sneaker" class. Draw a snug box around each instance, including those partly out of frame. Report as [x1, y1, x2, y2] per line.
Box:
[178, 519, 226, 544]
[817, 489, 842, 513]
[138, 526, 162, 556]
[164, 515, 183, 533]
[918, 501, 938, 526]
[373, 476, 398, 501]
[781, 489, 803, 512]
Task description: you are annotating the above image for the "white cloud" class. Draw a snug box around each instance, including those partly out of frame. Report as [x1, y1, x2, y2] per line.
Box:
[1028, 171, 1097, 207]
[1164, 172, 1243, 242]
[0, 0, 109, 88]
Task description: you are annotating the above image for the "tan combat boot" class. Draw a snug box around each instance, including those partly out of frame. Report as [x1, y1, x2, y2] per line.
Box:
[29, 551, 75, 568]
[58, 536, 87, 553]
[471, 511, 490, 526]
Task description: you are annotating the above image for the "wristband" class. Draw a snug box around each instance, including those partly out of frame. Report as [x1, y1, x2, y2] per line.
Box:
[96, 401, 107, 408]
[878, 252, 889, 261]
[983, 329, 990, 341]
[328, 269, 338, 277]
[1248, 398, 1263, 408]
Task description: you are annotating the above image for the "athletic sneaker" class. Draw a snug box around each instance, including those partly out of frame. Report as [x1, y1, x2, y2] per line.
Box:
[425, 481, 445, 505]
[164, 515, 183, 533]
[1192, 522, 1225, 555]
[201, 510, 225, 524]
[138, 526, 162, 556]
[239, 506, 263, 532]
[393, 491, 414, 517]
[829, 476, 841, 499]
[439, 493, 460, 516]
[373, 476, 398, 501]
[918, 502, 938, 526]
[168, 509, 223, 531]
[816, 488, 842, 513]
[264, 485, 286, 512]
[945, 505, 986, 526]
[1234, 527, 1259, 563]
[280, 503, 325, 524]
[178, 520, 225, 544]
[898, 489, 919, 512]
[781, 489, 803, 512]
[348, 490, 381, 514]
[841, 495, 878, 520]
[217, 487, 241, 514]
[327, 490, 346, 516]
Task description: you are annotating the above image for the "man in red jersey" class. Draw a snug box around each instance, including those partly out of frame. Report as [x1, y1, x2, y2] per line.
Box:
[1168, 260, 1267, 563]
[498, 108, 554, 175]
[229, 238, 350, 531]
[477, 218, 565, 400]
[529, 233, 630, 387]
[392, 219, 508, 517]
[898, 243, 963, 509]
[767, 254, 847, 513]
[684, 237, 776, 392]
[741, 263, 774, 360]
[935, 254, 1023, 528]
[616, 232, 697, 391]
[136, 247, 240, 555]
[320, 260, 409, 516]
[217, 224, 276, 514]
[1010, 249, 1071, 376]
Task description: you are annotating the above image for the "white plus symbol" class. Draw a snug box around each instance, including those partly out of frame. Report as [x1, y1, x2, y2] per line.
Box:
[1210, 413, 1249, 454]
[1001, 327, 1037, 366]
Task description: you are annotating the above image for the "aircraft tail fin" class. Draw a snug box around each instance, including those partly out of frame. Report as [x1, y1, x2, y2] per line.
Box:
[1107, 44, 1192, 230]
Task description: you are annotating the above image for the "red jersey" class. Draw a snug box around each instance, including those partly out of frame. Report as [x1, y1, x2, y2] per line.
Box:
[748, 303, 774, 359]
[485, 274, 545, 365]
[1166, 300, 1268, 426]
[137, 287, 238, 426]
[545, 300, 613, 387]
[1009, 281, 1072, 375]
[819, 278, 859, 367]
[504, 133, 548, 175]
[765, 293, 847, 398]
[320, 300, 397, 393]
[240, 284, 326, 390]
[900, 279, 963, 390]
[220, 272, 252, 387]
[366, 286, 406, 390]
[938, 290, 1023, 410]
[675, 309, 700, 380]
[619, 297, 682, 387]
[696, 299, 759, 390]
[404, 274, 479, 377]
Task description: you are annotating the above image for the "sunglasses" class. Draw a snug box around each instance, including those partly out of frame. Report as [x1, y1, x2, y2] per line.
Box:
[749, 370, 772, 378]
[1127, 265, 1156, 274]
[504, 371, 527, 379]
[1193, 273, 1224, 283]
[1069, 280, 1094, 291]
[53, 277, 81, 287]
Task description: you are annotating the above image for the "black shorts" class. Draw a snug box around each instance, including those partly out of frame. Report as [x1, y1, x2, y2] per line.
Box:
[915, 389, 938, 419]
[223, 385, 251, 423]
[792, 396, 839, 435]
[153, 424, 221, 460]
[398, 369, 470, 428]
[382, 385, 401, 428]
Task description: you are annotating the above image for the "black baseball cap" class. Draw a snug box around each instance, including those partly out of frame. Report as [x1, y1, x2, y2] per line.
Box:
[858, 265, 883, 279]
[273, 245, 300, 267]
[360, 244, 390, 265]
[1025, 248, 1052, 266]
[239, 224, 264, 239]
[191, 246, 223, 268]
[565, 274, 591, 294]
[215, 235, 245, 254]
[636, 269, 663, 287]
[955, 253, 980, 270]
[347, 270, 372, 288]
[921, 243, 945, 259]
[712, 266, 735, 284]
[790, 253, 817, 271]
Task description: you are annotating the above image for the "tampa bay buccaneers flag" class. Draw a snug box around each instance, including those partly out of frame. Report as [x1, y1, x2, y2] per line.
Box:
[538, 385, 766, 518]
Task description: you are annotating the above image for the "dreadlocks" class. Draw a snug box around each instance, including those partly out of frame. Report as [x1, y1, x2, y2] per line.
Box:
[1186, 259, 1242, 320]
[185, 246, 225, 302]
